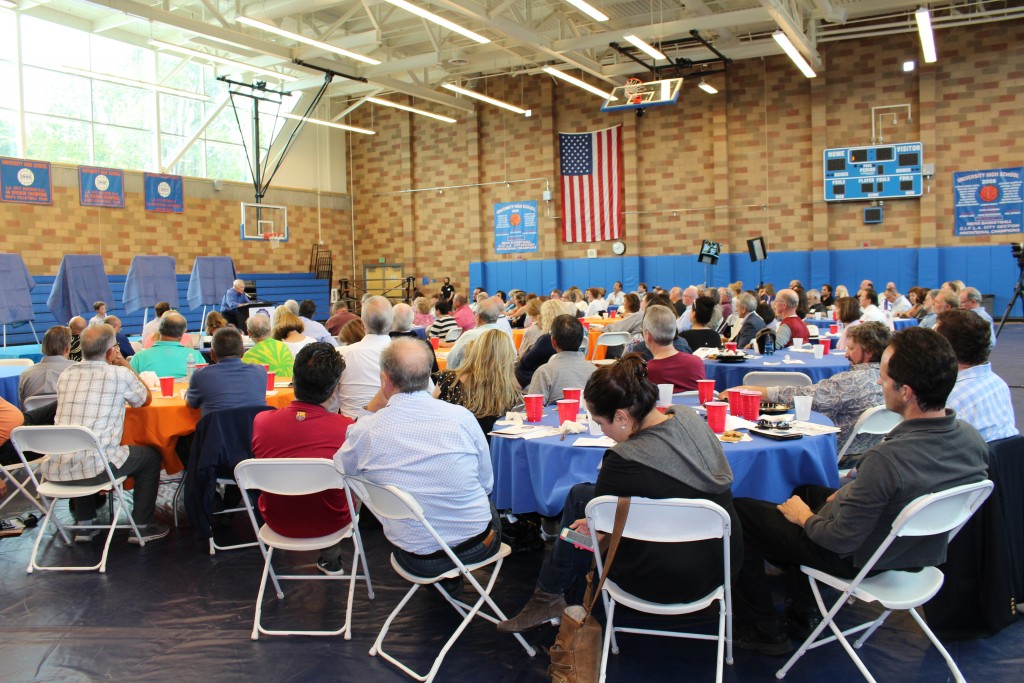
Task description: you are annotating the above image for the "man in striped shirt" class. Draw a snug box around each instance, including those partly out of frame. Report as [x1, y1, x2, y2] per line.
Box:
[936, 309, 1017, 442]
[427, 299, 458, 340]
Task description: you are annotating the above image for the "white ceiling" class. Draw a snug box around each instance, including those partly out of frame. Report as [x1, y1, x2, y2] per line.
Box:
[13, 0, 1024, 114]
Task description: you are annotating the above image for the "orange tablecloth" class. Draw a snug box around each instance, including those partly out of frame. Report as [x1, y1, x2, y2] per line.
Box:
[123, 381, 295, 474]
[437, 327, 610, 371]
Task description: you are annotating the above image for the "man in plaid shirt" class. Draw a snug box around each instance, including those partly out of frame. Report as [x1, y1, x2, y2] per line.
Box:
[38, 324, 168, 543]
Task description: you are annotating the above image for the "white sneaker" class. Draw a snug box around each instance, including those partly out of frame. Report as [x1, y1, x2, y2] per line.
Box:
[128, 522, 170, 544]
[74, 520, 101, 543]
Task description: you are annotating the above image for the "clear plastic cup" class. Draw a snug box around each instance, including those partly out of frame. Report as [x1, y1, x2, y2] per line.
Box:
[794, 395, 813, 421]
[813, 345, 824, 360]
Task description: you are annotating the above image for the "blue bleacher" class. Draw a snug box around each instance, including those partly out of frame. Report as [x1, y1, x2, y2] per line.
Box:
[2, 272, 331, 346]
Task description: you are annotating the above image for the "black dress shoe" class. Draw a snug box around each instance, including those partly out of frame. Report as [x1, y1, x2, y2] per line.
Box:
[734, 621, 795, 657]
[784, 605, 823, 639]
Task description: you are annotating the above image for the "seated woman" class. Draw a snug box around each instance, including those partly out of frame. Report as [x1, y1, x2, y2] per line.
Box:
[338, 318, 365, 346]
[412, 296, 434, 328]
[205, 310, 228, 337]
[497, 354, 740, 633]
[679, 295, 723, 351]
[273, 309, 316, 357]
[434, 329, 522, 437]
[833, 296, 862, 351]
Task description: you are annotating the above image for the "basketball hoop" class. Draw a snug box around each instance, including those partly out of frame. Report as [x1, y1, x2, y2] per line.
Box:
[263, 232, 285, 249]
[624, 78, 644, 104]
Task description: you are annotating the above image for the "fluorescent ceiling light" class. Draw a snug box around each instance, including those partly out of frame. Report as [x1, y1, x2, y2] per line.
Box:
[543, 67, 616, 100]
[623, 35, 665, 61]
[64, 66, 210, 101]
[563, 0, 608, 22]
[915, 7, 937, 63]
[367, 96, 457, 123]
[441, 83, 528, 115]
[149, 40, 298, 82]
[236, 16, 380, 65]
[697, 79, 717, 94]
[282, 113, 375, 135]
[0, 1, 16, 9]
[772, 31, 816, 78]
[382, 0, 489, 44]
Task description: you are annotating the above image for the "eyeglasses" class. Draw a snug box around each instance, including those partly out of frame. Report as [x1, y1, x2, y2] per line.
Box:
[756, 419, 792, 430]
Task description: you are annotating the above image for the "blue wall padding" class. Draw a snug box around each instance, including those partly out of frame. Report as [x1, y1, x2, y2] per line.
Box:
[472, 244, 1022, 317]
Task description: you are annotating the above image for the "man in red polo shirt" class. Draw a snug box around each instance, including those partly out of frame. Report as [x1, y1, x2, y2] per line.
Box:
[251, 342, 353, 575]
[643, 305, 705, 392]
[772, 289, 809, 348]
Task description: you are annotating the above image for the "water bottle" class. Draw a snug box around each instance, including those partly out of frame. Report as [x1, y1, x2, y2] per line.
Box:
[186, 353, 196, 381]
[764, 334, 775, 356]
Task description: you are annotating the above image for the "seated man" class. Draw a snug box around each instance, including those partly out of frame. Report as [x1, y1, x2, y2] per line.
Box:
[68, 316, 87, 362]
[104, 315, 136, 359]
[526, 315, 596, 404]
[0, 396, 58, 467]
[186, 327, 267, 417]
[883, 285, 912, 316]
[921, 289, 958, 329]
[643, 306, 705, 392]
[426, 299, 458, 340]
[445, 299, 513, 371]
[325, 300, 359, 337]
[242, 313, 294, 378]
[390, 303, 438, 373]
[733, 322, 891, 456]
[771, 289, 809, 348]
[130, 313, 196, 379]
[959, 286, 996, 348]
[335, 337, 499, 590]
[733, 327, 988, 655]
[18, 325, 75, 408]
[40, 324, 167, 543]
[141, 301, 171, 344]
[731, 293, 765, 349]
[858, 288, 887, 323]
[936, 308, 1018, 442]
[452, 293, 476, 332]
[254, 343, 354, 575]
[293, 299, 339, 347]
[336, 296, 393, 418]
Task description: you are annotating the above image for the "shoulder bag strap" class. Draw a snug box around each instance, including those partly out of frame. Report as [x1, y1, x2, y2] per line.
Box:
[583, 496, 631, 613]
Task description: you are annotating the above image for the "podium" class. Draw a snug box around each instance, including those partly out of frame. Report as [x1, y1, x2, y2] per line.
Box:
[225, 302, 277, 331]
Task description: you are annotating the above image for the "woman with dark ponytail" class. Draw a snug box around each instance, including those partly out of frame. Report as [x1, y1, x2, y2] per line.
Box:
[497, 353, 742, 633]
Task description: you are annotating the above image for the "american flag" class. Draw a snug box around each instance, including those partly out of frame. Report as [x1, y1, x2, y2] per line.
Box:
[559, 125, 622, 243]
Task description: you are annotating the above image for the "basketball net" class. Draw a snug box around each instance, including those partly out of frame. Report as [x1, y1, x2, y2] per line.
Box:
[264, 232, 284, 249]
[625, 78, 644, 104]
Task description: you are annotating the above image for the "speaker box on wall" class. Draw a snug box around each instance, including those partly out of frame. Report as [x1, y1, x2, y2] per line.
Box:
[747, 236, 767, 262]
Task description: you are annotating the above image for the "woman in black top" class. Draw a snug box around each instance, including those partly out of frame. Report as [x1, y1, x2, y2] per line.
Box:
[497, 354, 740, 632]
[679, 295, 723, 350]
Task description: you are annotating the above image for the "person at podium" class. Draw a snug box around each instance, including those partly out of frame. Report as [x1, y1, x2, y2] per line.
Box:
[221, 279, 251, 328]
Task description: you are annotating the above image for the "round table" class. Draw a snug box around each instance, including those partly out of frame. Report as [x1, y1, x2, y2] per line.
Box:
[489, 395, 839, 516]
[0, 365, 27, 405]
[123, 381, 295, 473]
[703, 351, 850, 392]
[893, 318, 919, 331]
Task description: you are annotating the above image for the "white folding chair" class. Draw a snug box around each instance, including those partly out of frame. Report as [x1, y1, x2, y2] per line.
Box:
[234, 458, 374, 641]
[10, 425, 144, 573]
[0, 457, 55, 524]
[776, 480, 994, 683]
[22, 393, 57, 411]
[836, 405, 903, 463]
[586, 496, 733, 683]
[0, 358, 34, 367]
[742, 371, 813, 387]
[344, 475, 536, 683]
[587, 331, 631, 361]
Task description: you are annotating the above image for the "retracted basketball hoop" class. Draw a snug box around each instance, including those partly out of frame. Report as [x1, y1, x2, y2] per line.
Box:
[601, 77, 684, 114]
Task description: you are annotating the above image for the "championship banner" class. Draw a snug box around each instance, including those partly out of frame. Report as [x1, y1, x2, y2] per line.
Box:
[953, 167, 1023, 236]
[79, 166, 125, 208]
[144, 172, 184, 213]
[494, 201, 539, 253]
[0, 157, 52, 205]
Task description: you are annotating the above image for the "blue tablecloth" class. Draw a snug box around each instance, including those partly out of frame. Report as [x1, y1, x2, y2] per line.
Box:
[0, 345, 43, 363]
[489, 396, 839, 516]
[0, 366, 26, 405]
[703, 351, 850, 392]
[894, 318, 919, 331]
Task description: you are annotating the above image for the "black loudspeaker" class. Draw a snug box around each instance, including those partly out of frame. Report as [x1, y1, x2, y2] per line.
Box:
[747, 236, 767, 262]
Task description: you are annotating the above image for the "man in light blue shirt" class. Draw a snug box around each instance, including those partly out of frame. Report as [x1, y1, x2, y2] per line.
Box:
[445, 298, 514, 370]
[936, 309, 1017, 442]
[335, 337, 498, 584]
[959, 286, 996, 348]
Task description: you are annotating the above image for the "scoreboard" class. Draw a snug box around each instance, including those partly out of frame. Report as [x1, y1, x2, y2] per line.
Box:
[823, 142, 923, 202]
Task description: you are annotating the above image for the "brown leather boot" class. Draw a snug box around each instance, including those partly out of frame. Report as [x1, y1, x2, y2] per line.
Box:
[496, 586, 566, 633]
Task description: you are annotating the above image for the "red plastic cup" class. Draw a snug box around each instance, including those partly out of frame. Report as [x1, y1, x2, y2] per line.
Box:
[556, 399, 580, 425]
[655, 405, 668, 413]
[159, 376, 174, 397]
[429, 336, 440, 350]
[742, 391, 761, 421]
[581, 321, 590, 331]
[609, 309, 617, 318]
[706, 401, 727, 434]
[524, 394, 544, 422]
[563, 387, 582, 403]
[725, 341, 738, 353]
[727, 389, 744, 416]
[819, 338, 831, 355]
[829, 324, 838, 335]
[267, 371, 276, 391]
[262, 364, 270, 372]
[697, 379, 716, 405]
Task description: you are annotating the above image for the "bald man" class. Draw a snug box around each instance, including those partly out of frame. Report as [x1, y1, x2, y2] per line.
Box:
[68, 316, 87, 361]
[129, 313, 196, 378]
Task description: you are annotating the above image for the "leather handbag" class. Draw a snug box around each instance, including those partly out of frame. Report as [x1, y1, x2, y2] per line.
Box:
[548, 497, 630, 683]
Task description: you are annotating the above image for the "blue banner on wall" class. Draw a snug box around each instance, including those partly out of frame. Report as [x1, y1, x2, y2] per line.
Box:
[953, 167, 1023, 236]
[79, 166, 125, 208]
[144, 172, 184, 213]
[0, 157, 52, 205]
[494, 201, 539, 253]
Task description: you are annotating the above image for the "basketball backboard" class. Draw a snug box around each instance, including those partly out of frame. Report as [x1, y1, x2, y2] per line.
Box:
[601, 77, 683, 113]
[240, 202, 289, 242]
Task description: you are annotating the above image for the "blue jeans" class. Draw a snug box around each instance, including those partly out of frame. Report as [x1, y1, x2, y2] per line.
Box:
[392, 505, 501, 579]
[538, 483, 597, 595]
